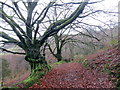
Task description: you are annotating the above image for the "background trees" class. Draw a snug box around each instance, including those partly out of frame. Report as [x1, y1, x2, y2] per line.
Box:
[2, 59, 11, 81]
[44, 0, 118, 62]
[46, 15, 118, 62]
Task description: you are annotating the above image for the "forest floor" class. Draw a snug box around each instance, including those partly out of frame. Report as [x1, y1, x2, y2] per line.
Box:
[30, 47, 120, 88]
[29, 62, 115, 88]
[3, 47, 120, 88]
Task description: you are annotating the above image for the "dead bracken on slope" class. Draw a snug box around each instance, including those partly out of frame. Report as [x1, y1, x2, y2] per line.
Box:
[30, 63, 115, 88]
[85, 47, 120, 87]
[86, 48, 120, 79]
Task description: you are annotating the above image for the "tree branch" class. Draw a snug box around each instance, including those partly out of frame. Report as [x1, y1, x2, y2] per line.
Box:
[33, 2, 55, 42]
[26, 2, 38, 39]
[0, 32, 18, 42]
[0, 47, 25, 55]
[46, 43, 55, 56]
[54, 0, 103, 6]
[79, 10, 103, 18]
[0, 6, 27, 47]
[39, 0, 89, 46]
[12, 2, 26, 22]
[0, 26, 13, 31]
[0, 1, 25, 22]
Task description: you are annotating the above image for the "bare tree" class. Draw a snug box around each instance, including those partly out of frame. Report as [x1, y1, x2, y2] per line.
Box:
[0, 0, 90, 85]
[47, 30, 75, 62]
[45, 1, 101, 62]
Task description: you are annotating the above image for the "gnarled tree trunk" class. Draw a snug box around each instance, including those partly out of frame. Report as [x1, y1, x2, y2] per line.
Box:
[25, 47, 50, 73]
[15, 47, 50, 88]
[26, 58, 49, 74]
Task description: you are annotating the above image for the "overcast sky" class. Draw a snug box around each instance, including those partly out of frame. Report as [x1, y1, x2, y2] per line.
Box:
[1, 0, 119, 9]
[0, 0, 119, 42]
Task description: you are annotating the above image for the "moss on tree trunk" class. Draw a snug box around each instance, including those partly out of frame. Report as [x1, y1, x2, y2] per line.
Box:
[23, 62, 50, 88]
[14, 58, 51, 88]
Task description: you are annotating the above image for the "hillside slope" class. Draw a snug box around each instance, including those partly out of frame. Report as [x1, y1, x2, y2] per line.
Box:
[29, 47, 119, 88]
[85, 47, 120, 87]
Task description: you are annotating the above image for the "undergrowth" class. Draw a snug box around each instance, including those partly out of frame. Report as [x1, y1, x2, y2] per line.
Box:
[83, 48, 120, 88]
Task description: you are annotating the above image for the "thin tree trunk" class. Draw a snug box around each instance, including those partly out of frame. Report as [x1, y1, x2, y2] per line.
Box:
[55, 52, 62, 62]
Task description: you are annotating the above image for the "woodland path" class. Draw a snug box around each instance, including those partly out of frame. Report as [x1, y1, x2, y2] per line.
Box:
[30, 62, 115, 88]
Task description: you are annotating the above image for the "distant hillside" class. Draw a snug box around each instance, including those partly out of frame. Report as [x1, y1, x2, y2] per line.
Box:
[1, 53, 30, 86]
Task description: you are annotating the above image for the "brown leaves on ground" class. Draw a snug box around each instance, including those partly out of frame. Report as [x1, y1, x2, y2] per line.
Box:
[30, 63, 115, 88]
[85, 48, 120, 78]
[30, 47, 120, 88]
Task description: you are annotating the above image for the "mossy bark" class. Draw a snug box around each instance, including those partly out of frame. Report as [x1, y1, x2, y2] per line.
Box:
[14, 57, 51, 88]
[29, 62, 49, 73]
[23, 62, 50, 88]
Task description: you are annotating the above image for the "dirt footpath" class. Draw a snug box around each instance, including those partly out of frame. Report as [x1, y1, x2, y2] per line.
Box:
[30, 62, 115, 88]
